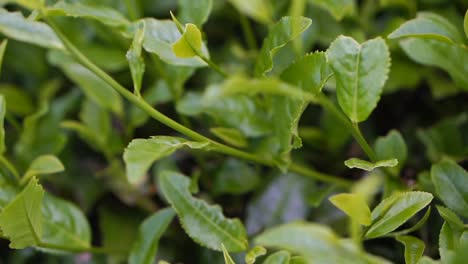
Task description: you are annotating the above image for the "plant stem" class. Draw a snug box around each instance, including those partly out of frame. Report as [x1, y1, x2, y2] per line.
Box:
[45, 18, 352, 188]
[198, 55, 228, 78]
[38, 242, 124, 255]
[316, 93, 377, 161]
[239, 14, 257, 51]
[0, 155, 19, 180]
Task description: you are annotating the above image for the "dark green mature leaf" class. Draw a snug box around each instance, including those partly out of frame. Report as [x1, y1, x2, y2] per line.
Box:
[255, 17, 312, 76]
[246, 174, 310, 235]
[263, 251, 290, 264]
[388, 12, 464, 44]
[0, 177, 43, 249]
[329, 193, 371, 226]
[246, 246, 267, 264]
[396, 236, 425, 264]
[0, 9, 63, 50]
[129, 208, 176, 264]
[0, 40, 6, 77]
[0, 95, 5, 154]
[364, 192, 433, 239]
[308, 0, 356, 21]
[255, 222, 367, 263]
[374, 130, 407, 174]
[0, 85, 34, 116]
[159, 171, 248, 252]
[127, 21, 146, 97]
[178, 0, 213, 26]
[327, 36, 390, 123]
[439, 221, 462, 263]
[227, 0, 273, 24]
[40, 193, 91, 250]
[436, 206, 464, 230]
[47, 1, 130, 27]
[124, 136, 210, 185]
[48, 51, 123, 114]
[399, 38, 468, 91]
[431, 160, 468, 218]
[139, 19, 207, 67]
[344, 158, 398, 171]
[213, 158, 260, 195]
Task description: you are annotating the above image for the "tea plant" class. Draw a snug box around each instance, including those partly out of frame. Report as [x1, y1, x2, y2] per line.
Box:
[0, 0, 467, 263]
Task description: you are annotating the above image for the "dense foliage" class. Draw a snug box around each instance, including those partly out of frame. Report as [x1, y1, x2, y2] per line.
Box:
[0, 0, 467, 263]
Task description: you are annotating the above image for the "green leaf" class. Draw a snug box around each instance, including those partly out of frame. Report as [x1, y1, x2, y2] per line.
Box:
[329, 193, 371, 226]
[227, 0, 273, 24]
[0, 177, 44, 249]
[254, 222, 366, 263]
[374, 130, 408, 174]
[178, 0, 213, 26]
[263, 251, 290, 264]
[48, 51, 123, 114]
[308, 0, 356, 21]
[129, 208, 176, 264]
[0, 95, 5, 154]
[23, 155, 64, 183]
[246, 246, 267, 264]
[439, 221, 461, 263]
[1, 0, 43, 10]
[172, 23, 204, 58]
[0, 85, 34, 116]
[222, 244, 236, 264]
[431, 160, 468, 218]
[388, 12, 464, 44]
[124, 136, 210, 185]
[464, 10, 468, 39]
[210, 127, 248, 148]
[213, 158, 260, 195]
[159, 171, 248, 252]
[327, 36, 390, 123]
[398, 38, 468, 91]
[40, 193, 91, 250]
[0, 9, 63, 50]
[436, 206, 464, 231]
[47, 1, 130, 27]
[255, 17, 312, 76]
[127, 21, 146, 97]
[344, 158, 398, 171]
[364, 191, 433, 239]
[0, 40, 7, 77]
[139, 19, 207, 67]
[396, 235, 425, 264]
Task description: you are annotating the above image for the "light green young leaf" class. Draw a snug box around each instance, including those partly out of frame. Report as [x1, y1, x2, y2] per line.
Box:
[23, 155, 64, 183]
[255, 16, 312, 76]
[47, 1, 130, 27]
[0, 95, 5, 154]
[396, 235, 425, 264]
[178, 0, 213, 26]
[436, 206, 464, 230]
[246, 245, 267, 264]
[263, 251, 290, 264]
[139, 19, 207, 67]
[127, 21, 146, 97]
[388, 12, 464, 44]
[254, 222, 366, 263]
[374, 130, 407, 174]
[327, 36, 390, 123]
[210, 127, 248, 148]
[399, 38, 468, 91]
[222, 244, 236, 264]
[308, 0, 356, 21]
[0, 85, 34, 116]
[172, 23, 204, 58]
[329, 193, 371, 226]
[228, 0, 273, 24]
[464, 10, 468, 39]
[129, 208, 176, 264]
[0, 9, 63, 50]
[159, 171, 248, 252]
[431, 160, 468, 218]
[40, 193, 91, 250]
[344, 158, 398, 171]
[364, 191, 433, 239]
[0, 40, 7, 77]
[124, 136, 210, 185]
[0, 177, 44, 249]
